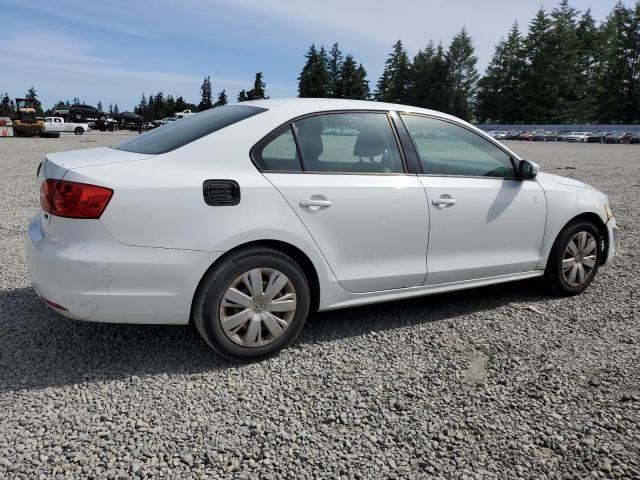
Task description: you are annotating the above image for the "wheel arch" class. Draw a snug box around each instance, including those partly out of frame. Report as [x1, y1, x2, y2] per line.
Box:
[189, 239, 321, 324]
[557, 212, 609, 265]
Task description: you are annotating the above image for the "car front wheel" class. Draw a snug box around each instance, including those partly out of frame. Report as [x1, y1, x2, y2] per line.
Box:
[193, 247, 310, 360]
[544, 220, 602, 296]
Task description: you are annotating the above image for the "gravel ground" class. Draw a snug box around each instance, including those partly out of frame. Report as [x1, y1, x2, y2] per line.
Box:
[0, 133, 638, 479]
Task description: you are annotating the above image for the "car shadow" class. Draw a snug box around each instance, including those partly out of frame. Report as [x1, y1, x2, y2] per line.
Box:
[0, 280, 548, 393]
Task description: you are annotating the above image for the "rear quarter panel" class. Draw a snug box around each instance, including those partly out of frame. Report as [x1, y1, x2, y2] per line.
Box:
[62, 115, 339, 302]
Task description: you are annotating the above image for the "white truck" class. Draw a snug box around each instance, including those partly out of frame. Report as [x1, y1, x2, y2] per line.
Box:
[44, 117, 90, 135]
[173, 109, 194, 119]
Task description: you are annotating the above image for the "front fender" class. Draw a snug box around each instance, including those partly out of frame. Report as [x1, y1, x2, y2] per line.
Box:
[536, 180, 610, 269]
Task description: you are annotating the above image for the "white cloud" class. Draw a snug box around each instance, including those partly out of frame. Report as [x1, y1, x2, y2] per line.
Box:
[1, 0, 160, 39]
[0, 32, 116, 64]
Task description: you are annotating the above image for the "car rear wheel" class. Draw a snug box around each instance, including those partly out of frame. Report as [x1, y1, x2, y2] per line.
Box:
[193, 247, 310, 360]
[544, 220, 602, 296]
[74, 127, 84, 135]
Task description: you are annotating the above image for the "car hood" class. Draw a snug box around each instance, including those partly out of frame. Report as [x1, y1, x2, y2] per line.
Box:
[542, 173, 601, 192]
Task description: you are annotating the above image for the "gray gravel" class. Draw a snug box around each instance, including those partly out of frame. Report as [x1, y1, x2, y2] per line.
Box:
[1, 133, 639, 479]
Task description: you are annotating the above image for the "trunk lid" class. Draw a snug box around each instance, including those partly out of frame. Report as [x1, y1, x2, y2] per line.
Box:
[43, 147, 153, 179]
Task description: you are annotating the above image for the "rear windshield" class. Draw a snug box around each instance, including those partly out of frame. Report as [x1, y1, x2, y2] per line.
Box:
[112, 105, 266, 154]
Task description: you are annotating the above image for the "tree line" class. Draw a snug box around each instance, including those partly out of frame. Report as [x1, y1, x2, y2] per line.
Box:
[3, 1, 638, 124]
[296, 0, 640, 124]
[477, 0, 640, 123]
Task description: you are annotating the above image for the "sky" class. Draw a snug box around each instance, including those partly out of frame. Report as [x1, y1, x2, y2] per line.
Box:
[0, 0, 634, 111]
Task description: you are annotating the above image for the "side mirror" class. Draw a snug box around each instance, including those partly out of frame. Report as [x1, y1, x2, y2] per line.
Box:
[518, 159, 540, 180]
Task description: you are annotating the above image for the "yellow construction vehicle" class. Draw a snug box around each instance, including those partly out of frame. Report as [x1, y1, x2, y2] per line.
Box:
[12, 98, 45, 137]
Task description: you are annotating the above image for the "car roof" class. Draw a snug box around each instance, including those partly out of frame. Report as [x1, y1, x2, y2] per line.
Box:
[238, 98, 462, 123]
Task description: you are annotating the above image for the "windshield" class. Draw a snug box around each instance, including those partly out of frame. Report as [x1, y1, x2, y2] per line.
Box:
[113, 105, 267, 154]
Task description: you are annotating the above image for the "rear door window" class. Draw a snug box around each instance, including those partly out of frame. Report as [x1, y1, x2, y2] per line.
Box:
[113, 105, 266, 154]
[293, 113, 404, 173]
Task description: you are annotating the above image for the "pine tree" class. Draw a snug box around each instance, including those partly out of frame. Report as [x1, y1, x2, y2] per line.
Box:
[198, 76, 213, 111]
[357, 64, 370, 100]
[445, 28, 479, 121]
[165, 94, 176, 116]
[327, 43, 343, 97]
[594, 1, 633, 122]
[135, 93, 148, 117]
[626, 1, 640, 122]
[175, 96, 187, 112]
[476, 22, 526, 122]
[548, 0, 581, 122]
[108, 104, 114, 116]
[575, 9, 601, 121]
[522, 8, 556, 122]
[0, 92, 15, 116]
[113, 103, 119, 115]
[214, 90, 228, 107]
[375, 40, 412, 103]
[237, 89, 248, 102]
[97, 101, 103, 112]
[414, 42, 450, 112]
[25, 86, 43, 115]
[298, 44, 331, 97]
[247, 72, 267, 100]
[335, 55, 358, 99]
[145, 96, 154, 121]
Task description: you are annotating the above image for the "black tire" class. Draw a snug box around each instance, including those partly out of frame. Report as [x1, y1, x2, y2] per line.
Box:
[39, 131, 60, 138]
[192, 247, 310, 360]
[544, 220, 602, 296]
[74, 127, 84, 135]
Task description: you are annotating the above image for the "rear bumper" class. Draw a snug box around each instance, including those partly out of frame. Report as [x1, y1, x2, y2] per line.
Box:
[25, 215, 222, 324]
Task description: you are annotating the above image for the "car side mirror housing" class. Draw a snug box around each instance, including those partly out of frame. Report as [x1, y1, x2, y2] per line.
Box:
[518, 159, 540, 180]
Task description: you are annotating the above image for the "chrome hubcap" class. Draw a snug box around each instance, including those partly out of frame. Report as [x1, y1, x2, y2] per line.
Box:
[220, 268, 296, 348]
[562, 231, 597, 287]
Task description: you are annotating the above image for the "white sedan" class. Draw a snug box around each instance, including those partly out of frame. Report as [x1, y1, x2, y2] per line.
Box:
[26, 99, 619, 359]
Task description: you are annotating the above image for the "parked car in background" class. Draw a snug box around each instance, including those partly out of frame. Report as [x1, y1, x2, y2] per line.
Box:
[44, 117, 90, 135]
[113, 111, 143, 130]
[26, 99, 619, 360]
[565, 132, 591, 143]
[504, 130, 521, 140]
[604, 132, 633, 144]
[518, 131, 533, 141]
[493, 131, 509, 140]
[531, 129, 548, 141]
[484, 130, 509, 140]
[586, 132, 607, 143]
[161, 117, 177, 124]
[53, 104, 107, 122]
[630, 133, 640, 144]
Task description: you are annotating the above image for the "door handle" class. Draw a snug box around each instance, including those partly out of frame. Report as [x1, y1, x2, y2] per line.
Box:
[432, 196, 456, 206]
[300, 199, 332, 208]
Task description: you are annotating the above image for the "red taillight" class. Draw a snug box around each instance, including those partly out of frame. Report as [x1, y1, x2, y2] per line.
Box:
[40, 179, 113, 219]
